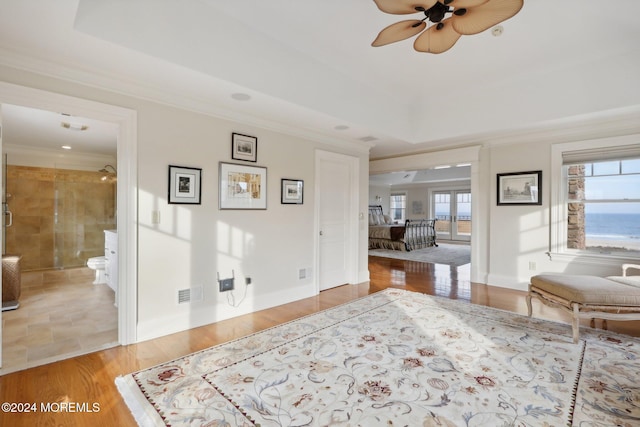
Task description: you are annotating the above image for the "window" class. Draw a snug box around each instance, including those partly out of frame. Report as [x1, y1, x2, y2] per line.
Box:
[565, 159, 640, 256]
[390, 193, 406, 222]
[551, 137, 640, 261]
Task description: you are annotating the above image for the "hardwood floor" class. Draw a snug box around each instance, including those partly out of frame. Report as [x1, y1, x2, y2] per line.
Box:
[1, 256, 638, 426]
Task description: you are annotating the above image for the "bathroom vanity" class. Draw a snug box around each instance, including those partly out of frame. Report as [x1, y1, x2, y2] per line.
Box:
[104, 230, 118, 302]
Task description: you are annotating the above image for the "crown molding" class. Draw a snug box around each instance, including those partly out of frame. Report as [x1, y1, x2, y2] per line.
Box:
[0, 47, 372, 155]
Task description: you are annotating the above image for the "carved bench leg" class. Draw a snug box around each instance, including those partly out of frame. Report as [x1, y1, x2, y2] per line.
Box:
[526, 293, 533, 317]
[572, 303, 580, 343]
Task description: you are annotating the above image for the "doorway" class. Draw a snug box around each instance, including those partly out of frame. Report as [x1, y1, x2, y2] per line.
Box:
[0, 81, 137, 372]
[432, 189, 472, 242]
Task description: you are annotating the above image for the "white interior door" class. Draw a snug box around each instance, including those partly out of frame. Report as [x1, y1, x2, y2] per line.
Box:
[317, 151, 357, 291]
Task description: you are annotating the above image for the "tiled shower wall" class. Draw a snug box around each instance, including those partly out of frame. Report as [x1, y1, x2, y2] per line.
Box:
[5, 165, 116, 271]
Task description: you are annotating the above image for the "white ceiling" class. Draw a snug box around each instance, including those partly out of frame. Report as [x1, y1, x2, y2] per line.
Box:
[1, 0, 639, 159]
[370, 165, 471, 186]
[2, 104, 118, 156]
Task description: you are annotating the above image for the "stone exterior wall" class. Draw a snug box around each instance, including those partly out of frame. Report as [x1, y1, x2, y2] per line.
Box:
[567, 165, 585, 249]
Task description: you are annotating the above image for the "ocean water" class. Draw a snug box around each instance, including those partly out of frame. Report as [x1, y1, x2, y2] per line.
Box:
[585, 213, 640, 240]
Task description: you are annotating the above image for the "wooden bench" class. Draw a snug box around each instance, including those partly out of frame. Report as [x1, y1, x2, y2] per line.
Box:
[527, 264, 640, 343]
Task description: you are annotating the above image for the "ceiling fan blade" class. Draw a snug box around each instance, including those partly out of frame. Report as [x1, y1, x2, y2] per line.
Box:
[413, 19, 462, 54]
[451, 0, 523, 35]
[372, 20, 427, 47]
[447, 0, 490, 7]
[373, 0, 438, 15]
[372, 20, 427, 46]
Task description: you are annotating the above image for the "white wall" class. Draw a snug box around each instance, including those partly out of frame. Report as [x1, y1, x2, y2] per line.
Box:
[0, 65, 370, 342]
[486, 142, 551, 289]
[486, 139, 639, 290]
[368, 185, 389, 209]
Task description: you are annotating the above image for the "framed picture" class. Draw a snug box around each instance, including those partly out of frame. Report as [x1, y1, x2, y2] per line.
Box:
[219, 162, 267, 209]
[281, 179, 304, 204]
[168, 165, 202, 204]
[497, 170, 542, 205]
[231, 132, 258, 162]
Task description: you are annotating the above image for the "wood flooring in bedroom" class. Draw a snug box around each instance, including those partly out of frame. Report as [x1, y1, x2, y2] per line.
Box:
[0, 256, 638, 427]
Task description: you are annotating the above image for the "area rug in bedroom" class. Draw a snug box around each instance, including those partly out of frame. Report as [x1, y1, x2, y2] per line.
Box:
[369, 242, 470, 266]
[116, 289, 640, 426]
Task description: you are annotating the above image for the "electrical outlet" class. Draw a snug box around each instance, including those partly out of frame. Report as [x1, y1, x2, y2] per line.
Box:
[246, 277, 252, 285]
[219, 278, 234, 292]
[528, 261, 537, 271]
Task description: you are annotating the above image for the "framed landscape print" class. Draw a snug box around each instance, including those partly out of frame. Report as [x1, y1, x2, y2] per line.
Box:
[497, 170, 542, 205]
[281, 179, 303, 204]
[168, 165, 202, 204]
[219, 162, 267, 209]
[231, 132, 258, 162]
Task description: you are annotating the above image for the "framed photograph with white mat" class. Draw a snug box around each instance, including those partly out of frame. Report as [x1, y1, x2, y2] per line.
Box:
[219, 162, 267, 209]
[231, 132, 258, 162]
[168, 165, 202, 204]
[281, 179, 303, 204]
[497, 170, 542, 205]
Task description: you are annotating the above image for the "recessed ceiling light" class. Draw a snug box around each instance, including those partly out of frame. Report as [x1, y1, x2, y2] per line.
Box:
[62, 145, 72, 150]
[456, 163, 471, 167]
[334, 125, 349, 131]
[359, 136, 378, 142]
[434, 165, 451, 169]
[231, 93, 251, 101]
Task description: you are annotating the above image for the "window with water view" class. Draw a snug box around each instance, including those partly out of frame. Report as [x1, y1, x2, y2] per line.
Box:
[565, 158, 640, 256]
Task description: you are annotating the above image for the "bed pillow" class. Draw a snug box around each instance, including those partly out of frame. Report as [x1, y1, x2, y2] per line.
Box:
[369, 214, 376, 225]
[383, 214, 393, 224]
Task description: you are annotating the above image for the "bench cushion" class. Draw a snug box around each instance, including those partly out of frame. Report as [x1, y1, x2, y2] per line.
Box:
[531, 274, 640, 306]
[607, 275, 640, 288]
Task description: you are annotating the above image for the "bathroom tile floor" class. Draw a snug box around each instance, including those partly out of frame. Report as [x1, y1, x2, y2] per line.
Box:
[1, 267, 118, 374]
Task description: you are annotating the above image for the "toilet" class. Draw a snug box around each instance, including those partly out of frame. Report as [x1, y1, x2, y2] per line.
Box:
[87, 256, 107, 285]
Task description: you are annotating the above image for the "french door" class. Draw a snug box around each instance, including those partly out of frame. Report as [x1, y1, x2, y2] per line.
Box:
[433, 190, 471, 242]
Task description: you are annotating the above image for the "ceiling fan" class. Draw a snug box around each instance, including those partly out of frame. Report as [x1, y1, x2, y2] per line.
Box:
[371, 0, 524, 54]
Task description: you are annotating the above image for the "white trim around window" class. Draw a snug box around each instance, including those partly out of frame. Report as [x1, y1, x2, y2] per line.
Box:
[549, 134, 640, 266]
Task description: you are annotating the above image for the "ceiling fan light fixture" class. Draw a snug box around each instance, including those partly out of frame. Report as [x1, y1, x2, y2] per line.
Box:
[372, 0, 523, 54]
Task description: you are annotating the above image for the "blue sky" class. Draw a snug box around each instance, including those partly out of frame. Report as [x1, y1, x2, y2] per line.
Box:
[585, 159, 640, 214]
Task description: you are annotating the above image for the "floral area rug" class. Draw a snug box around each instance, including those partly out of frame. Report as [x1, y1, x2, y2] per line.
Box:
[116, 289, 640, 426]
[369, 243, 470, 267]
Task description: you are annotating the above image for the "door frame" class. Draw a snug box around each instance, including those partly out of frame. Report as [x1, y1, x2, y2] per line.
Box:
[314, 149, 359, 293]
[0, 82, 138, 362]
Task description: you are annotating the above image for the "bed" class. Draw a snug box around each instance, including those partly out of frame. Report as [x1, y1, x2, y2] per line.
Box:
[368, 205, 437, 251]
